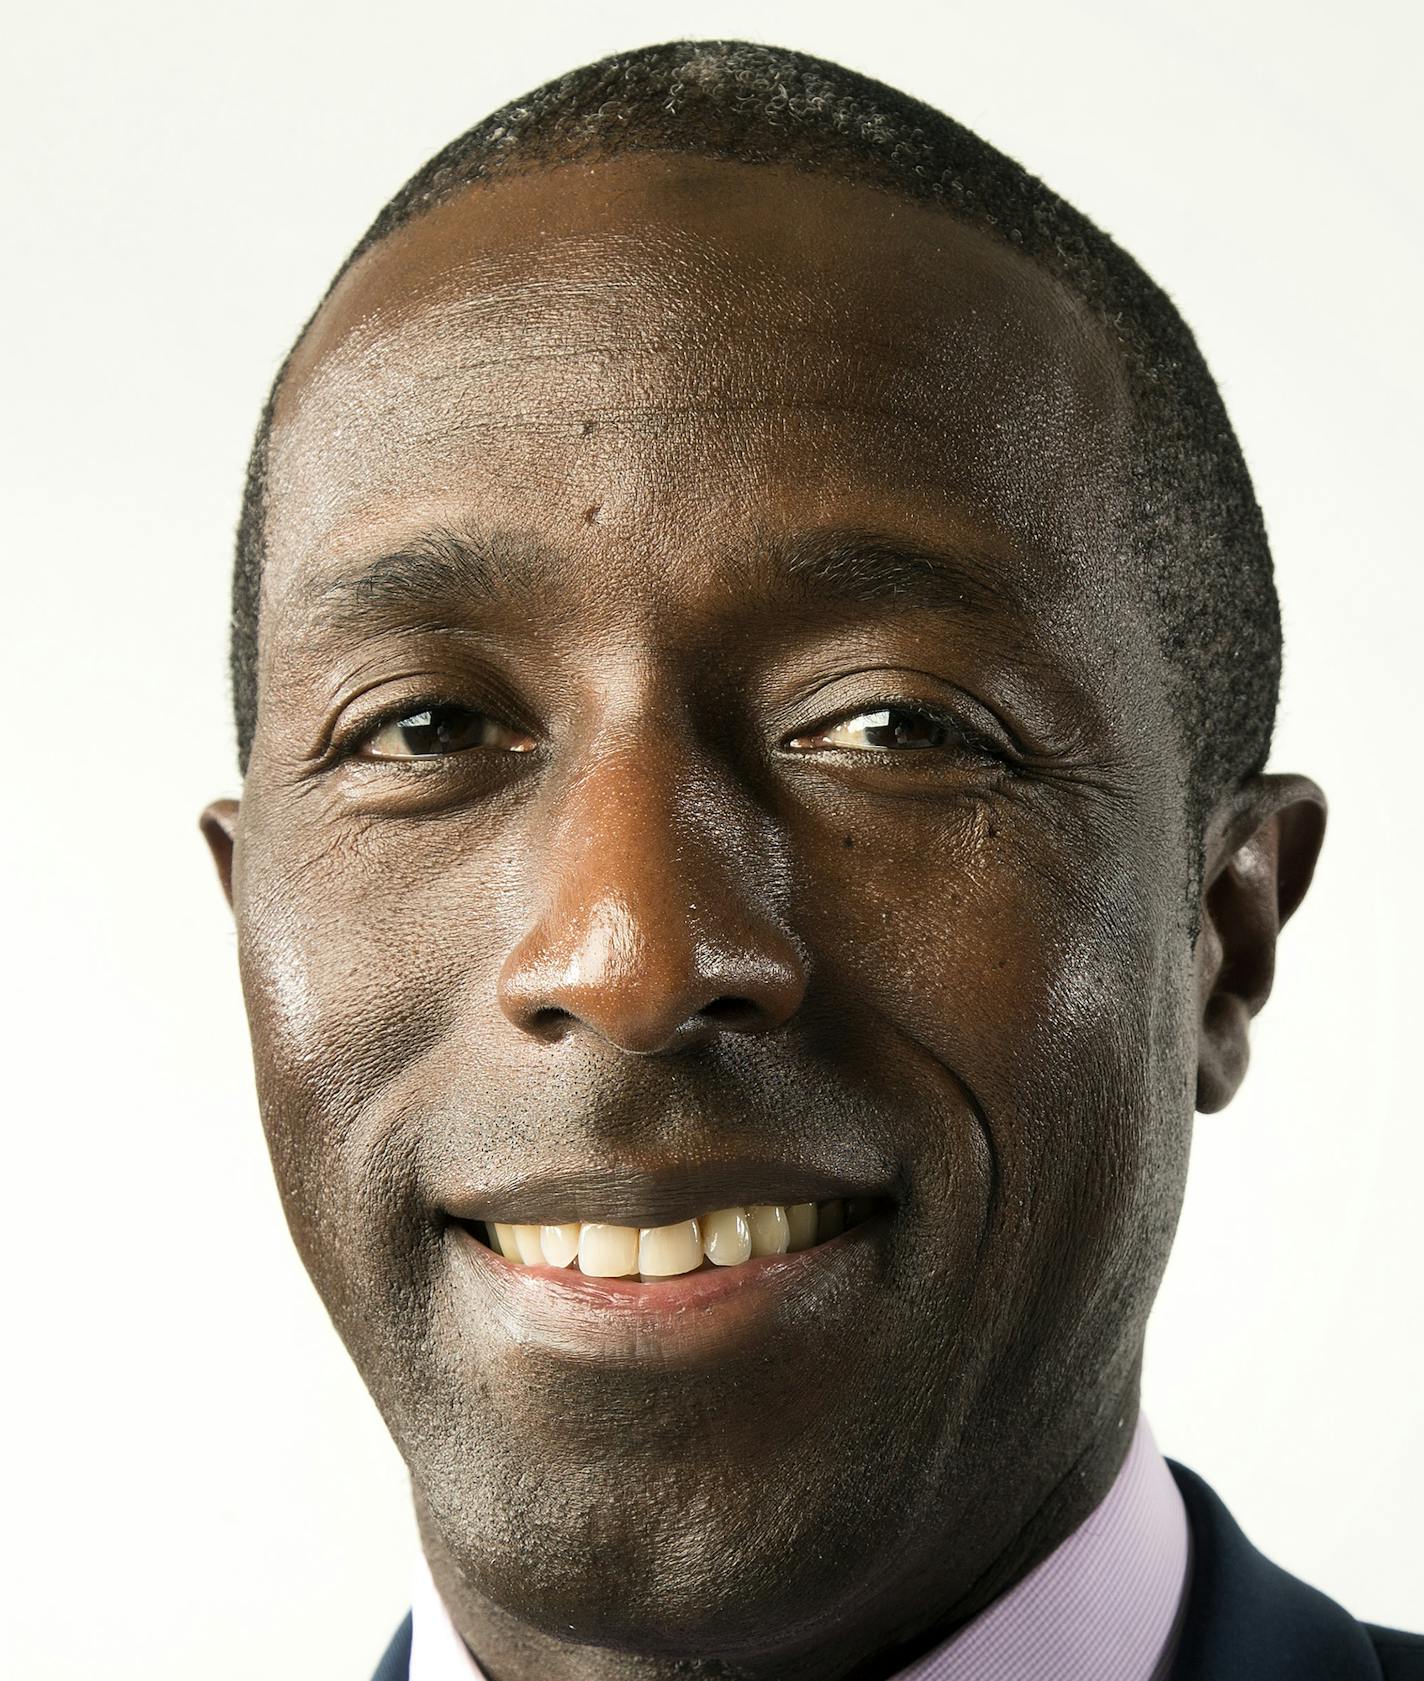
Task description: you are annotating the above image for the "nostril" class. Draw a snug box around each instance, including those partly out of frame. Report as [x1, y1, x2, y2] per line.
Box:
[527, 1005, 575, 1042]
[699, 995, 760, 1026]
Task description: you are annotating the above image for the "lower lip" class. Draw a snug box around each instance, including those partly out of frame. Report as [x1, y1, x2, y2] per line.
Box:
[448, 1216, 889, 1361]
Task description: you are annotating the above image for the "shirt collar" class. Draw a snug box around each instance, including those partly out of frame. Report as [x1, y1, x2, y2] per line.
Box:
[409, 1408, 1190, 1681]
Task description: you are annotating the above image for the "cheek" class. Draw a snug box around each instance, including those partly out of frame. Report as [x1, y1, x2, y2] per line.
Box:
[805, 785, 1195, 1294]
[808, 789, 1180, 1068]
[232, 802, 482, 1293]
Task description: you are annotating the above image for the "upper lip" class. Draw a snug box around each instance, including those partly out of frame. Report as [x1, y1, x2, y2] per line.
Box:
[441, 1157, 897, 1229]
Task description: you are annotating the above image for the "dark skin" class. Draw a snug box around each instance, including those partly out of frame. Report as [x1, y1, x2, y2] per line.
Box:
[200, 153, 1325, 1681]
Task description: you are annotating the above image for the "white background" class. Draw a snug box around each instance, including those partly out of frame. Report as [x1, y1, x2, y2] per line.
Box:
[3, 1, 1420, 1675]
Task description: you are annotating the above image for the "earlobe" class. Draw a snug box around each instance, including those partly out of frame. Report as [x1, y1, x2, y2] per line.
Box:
[1194, 774, 1327, 1113]
[199, 798, 242, 910]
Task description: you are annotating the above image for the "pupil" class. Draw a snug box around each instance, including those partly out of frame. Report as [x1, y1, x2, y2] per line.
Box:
[866, 708, 945, 748]
[400, 706, 477, 754]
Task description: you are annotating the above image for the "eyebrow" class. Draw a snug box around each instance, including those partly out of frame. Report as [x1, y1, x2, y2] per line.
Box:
[297, 522, 1019, 643]
[300, 527, 556, 632]
[770, 528, 1015, 621]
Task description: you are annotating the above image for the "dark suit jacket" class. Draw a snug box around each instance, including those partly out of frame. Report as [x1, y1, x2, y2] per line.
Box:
[371, 1457, 1423, 1679]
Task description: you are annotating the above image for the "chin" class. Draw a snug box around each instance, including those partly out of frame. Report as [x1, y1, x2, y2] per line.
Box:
[396, 1371, 934, 1661]
[415, 1477, 892, 1660]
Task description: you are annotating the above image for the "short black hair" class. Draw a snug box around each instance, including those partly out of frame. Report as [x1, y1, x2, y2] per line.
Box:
[231, 38, 1281, 838]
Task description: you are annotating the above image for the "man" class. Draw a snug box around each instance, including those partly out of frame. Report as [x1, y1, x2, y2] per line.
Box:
[198, 39, 1421, 1681]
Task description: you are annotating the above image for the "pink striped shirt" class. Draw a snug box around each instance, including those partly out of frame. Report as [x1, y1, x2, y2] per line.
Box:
[409, 1409, 1191, 1681]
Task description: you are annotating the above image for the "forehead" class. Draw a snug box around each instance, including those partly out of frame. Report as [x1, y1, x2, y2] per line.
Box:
[264, 153, 1134, 644]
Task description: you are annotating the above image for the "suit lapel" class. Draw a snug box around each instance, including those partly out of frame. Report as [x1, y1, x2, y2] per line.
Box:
[1167, 1458, 1382, 1679]
[371, 1611, 413, 1681]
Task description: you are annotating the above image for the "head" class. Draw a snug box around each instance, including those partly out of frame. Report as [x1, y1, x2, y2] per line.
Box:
[201, 41, 1325, 1677]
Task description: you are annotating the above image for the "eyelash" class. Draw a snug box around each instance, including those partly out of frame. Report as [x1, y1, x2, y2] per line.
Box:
[341, 696, 1004, 767]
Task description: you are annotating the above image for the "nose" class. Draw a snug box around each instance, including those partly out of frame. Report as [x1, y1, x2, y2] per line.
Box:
[497, 743, 809, 1054]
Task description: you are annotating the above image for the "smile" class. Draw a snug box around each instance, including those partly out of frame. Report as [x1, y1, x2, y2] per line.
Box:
[468, 1197, 884, 1280]
[444, 1180, 896, 1360]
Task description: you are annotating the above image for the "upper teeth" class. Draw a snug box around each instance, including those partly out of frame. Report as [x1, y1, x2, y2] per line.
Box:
[486, 1199, 858, 1278]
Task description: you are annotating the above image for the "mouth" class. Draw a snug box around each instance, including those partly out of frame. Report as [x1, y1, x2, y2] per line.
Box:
[460, 1195, 887, 1282]
[444, 1167, 897, 1353]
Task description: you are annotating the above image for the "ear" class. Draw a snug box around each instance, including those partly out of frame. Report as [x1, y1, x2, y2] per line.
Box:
[1194, 773, 1326, 1112]
[199, 798, 241, 911]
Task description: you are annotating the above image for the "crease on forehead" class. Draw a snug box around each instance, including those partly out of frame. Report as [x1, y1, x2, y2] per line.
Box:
[279, 152, 1127, 416]
[266, 155, 1134, 615]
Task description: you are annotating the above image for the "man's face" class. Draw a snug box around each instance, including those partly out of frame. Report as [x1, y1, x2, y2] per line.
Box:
[210, 156, 1200, 1660]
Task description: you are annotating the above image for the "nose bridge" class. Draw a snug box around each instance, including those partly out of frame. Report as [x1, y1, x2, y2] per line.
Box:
[497, 732, 808, 1054]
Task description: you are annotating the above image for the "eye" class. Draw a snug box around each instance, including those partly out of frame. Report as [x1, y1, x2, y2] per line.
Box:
[788, 703, 989, 756]
[356, 702, 537, 761]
